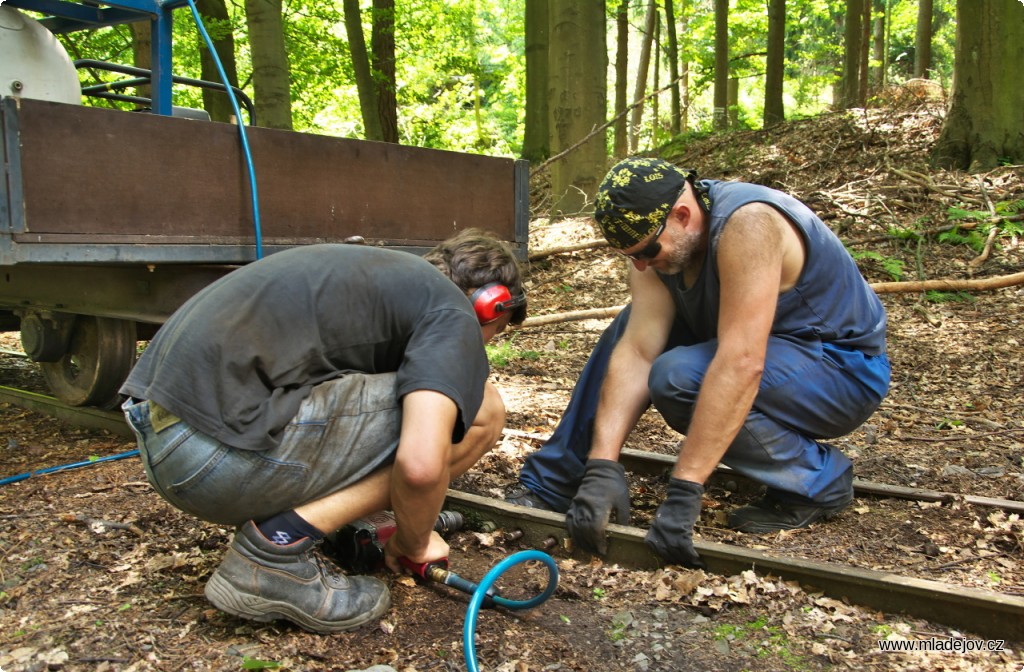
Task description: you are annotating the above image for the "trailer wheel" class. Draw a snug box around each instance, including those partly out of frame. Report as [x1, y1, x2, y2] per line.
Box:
[39, 316, 136, 409]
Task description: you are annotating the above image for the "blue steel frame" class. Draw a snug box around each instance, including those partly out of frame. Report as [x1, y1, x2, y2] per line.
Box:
[5, 0, 185, 115]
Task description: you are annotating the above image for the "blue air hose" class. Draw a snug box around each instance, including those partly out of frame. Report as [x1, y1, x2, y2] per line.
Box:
[463, 550, 559, 672]
[183, 0, 264, 260]
[0, 449, 139, 486]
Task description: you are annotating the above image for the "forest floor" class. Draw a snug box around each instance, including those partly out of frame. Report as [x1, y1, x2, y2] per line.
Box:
[1, 92, 1023, 672]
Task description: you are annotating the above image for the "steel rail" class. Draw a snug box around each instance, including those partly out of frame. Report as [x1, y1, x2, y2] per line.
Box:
[503, 430, 1024, 514]
[0, 385, 133, 437]
[445, 490, 1024, 642]
[617, 448, 1024, 515]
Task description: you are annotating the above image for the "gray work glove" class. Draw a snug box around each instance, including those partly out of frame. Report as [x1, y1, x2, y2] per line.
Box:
[565, 459, 631, 555]
[644, 478, 706, 569]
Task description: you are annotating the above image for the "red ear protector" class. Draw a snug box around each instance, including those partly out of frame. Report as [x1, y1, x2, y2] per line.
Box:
[470, 282, 526, 325]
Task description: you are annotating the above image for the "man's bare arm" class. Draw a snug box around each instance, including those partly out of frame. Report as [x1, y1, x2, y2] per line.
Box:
[387, 389, 457, 567]
[589, 265, 676, 461]
[671, 204, 791, 483]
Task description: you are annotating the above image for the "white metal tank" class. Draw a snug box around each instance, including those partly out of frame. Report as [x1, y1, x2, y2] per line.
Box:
[0, 5, 81, 104]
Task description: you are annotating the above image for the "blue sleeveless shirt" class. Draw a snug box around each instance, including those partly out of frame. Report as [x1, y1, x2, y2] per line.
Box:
[658, 180, 887, 356]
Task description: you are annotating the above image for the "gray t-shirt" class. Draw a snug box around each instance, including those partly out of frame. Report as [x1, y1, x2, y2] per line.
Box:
[121, 244, 489, 451]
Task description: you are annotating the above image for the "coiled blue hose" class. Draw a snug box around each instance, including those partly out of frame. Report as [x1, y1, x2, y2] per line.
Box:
[463, 550, 559, 672]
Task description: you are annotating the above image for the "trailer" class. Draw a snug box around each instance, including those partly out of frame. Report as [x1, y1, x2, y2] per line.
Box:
[0, 0, 529, 408]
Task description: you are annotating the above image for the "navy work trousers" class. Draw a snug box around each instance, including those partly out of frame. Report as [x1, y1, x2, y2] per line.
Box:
[518, 306, 891, 512]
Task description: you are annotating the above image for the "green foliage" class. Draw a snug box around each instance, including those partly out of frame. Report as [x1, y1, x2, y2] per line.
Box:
[850, 250, 905, 281]
[924, 290, 973, 304]
[936, 226, 985, 252]
[241, 657, 282, 670]
[946, 199, 1024, 245]
[885, 224, 923, 242]
[714, 617, 806, 667]
[54, 0, 958, 156]
[485, 335, 541, 368]
[608, 621, 629, 642]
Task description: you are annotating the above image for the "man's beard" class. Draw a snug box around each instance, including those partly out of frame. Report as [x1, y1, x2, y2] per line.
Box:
[660, 226, 706, 277]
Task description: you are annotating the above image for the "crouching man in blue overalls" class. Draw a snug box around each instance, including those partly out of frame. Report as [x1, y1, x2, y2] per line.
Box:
[507, 158, 890, 568]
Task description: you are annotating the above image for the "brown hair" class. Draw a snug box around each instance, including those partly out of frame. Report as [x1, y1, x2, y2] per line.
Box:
[423, 228, 527, 324]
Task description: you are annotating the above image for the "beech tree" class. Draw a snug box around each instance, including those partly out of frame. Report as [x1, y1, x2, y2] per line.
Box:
[548, 0, 607, 216]
[914, 0, 933, 78]
[194, 0, 240, 123]
[931, 0, 1024, 171]
[841, 0, 864, 109]
[629, 0, 657, 152]
[523, 0, 549, 162]
[713, 0, 728, 129]
[612, 0, 629, 159]
[245, 0, 291, 129]
[370, 0, 398, 143]
[763, 0, 785, 126]
[343, 0, 384, 141]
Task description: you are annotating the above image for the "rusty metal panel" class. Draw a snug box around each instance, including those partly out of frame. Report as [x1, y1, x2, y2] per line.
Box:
[9, 98, 520, 250]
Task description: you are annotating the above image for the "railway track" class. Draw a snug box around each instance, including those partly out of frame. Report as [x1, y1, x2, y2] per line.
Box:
[2, 385, 1023, 641]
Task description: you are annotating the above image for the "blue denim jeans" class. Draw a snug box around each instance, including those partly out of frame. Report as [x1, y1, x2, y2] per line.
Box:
[123, 373, 401, 526]
[519, 306, 890, 512]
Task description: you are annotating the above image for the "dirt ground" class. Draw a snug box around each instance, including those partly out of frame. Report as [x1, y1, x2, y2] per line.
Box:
[1, 95, 1023, 671]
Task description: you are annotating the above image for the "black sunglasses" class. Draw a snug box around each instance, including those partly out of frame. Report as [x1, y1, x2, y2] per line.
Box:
[623, 220, 667, 261]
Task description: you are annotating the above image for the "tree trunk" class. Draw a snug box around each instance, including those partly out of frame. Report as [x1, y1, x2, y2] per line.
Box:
[727, 77, 738, 128]
[651, 12, 660, 145]
[841, 0, 862, 109]
[523, 0, 550, 162]
[664, 0, 681, 136]
[763, 0, 785, 127]
[371, 0, 398, 143]
[914, 0, 933, 79]
[931, 0, 1024, 171]
[679, 0, 690, 133]
[713, 0, 729, 130]
[130, 22, 151, 104]
[629, 0, 657, 152]
[245, 0, 292, 129]
[196, 0, 239, 124]
[548, 0, 607, 216]
[871, 0, 886, 91]
[858, 0, 870, 105]
[343, 0, 384, 141]
[613, 0, 629, 158]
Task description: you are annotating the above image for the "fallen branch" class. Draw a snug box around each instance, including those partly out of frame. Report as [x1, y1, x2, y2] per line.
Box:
[869, 270, 1024, 294]
[521, 305, 624, 328]
[529, 238, 607, 261]
[61, 513, 144, 537]
[890, 167, 987, 206]
[968, 227, 1000, 269]
[518, 271, 1024, 328]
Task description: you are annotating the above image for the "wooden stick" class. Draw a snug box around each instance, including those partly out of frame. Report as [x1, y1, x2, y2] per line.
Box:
[521, 305, 624, 328]
[517, 271, 1024, 328]
[968, 227, 1001, 269]
[870, 270, 1024, 294]
[528, 239, 607, 261]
